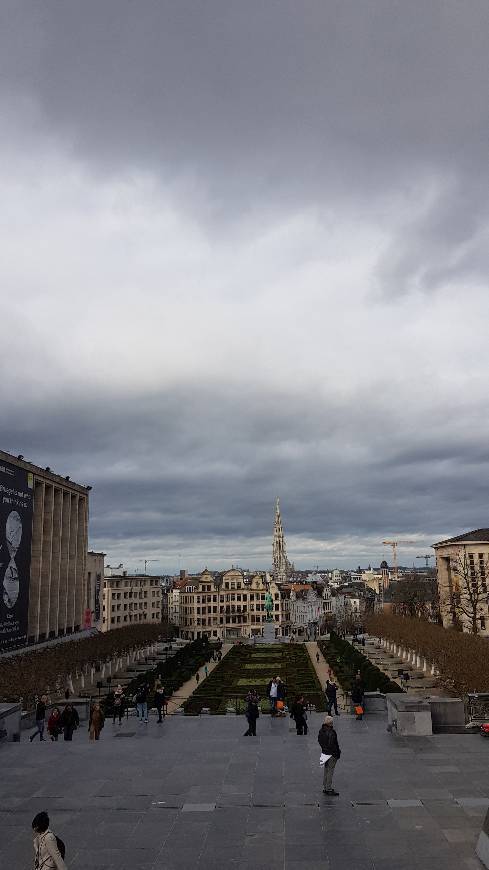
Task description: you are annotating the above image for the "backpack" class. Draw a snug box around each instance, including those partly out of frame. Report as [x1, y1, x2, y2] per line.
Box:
[56, 836, 66, 860]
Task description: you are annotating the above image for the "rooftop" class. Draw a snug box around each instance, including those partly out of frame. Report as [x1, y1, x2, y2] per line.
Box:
[2, 711, 488, 869]
[434, 529, 489, 547]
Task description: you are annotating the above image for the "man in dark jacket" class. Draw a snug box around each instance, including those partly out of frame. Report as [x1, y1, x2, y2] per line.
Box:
[351, 675, 365, 719]
[29, 695, 48, 742]
[325, 679, 339, 716]
[318, 716, 341, 795]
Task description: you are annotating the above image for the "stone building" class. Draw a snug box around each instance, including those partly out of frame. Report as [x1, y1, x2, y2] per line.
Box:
[85, 550, 105, 630]
[179, 568, 289, 641]
[101, 572, 163, 631]
[433, 529, 489, 635]
[0, 449, 90, 650]
[287, 583, 333, 638]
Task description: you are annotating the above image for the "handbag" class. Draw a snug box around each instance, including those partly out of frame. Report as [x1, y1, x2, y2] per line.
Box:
[354, 705, 364, 716]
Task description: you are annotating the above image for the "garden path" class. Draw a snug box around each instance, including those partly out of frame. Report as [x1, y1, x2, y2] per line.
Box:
[305, 641, 348, 712]
[166, 642, 233, 714]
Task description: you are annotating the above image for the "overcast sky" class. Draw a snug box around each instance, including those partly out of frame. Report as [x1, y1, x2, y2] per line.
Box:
[1, 1, 489, 573]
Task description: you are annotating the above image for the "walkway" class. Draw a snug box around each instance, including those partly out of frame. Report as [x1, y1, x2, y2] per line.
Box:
[305, 641, 348, 712]
[166, 643, 232, 714]
[2, 711, 487, 869]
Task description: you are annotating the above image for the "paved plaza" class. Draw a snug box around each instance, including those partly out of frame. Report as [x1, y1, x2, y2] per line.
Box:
[2, 711, 488, 870]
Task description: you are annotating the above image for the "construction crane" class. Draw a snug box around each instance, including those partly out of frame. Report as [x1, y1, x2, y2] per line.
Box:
[416, 554, 434, 569]
[382, 540, 416, 579]
[137, 558, 158, 574]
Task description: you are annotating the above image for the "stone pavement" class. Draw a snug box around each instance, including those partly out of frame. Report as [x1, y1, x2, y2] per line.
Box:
[2, 711, 488, 870]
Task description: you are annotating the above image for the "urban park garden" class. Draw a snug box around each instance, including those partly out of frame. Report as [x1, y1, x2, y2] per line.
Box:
[183, 642, 326, 715]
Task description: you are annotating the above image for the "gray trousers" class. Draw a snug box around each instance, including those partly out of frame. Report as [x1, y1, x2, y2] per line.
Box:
[323, 756, 337, 790]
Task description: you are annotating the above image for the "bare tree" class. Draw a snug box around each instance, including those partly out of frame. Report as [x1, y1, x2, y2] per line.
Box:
[392, 572, 438, 621]
[449, 547, 489, 634]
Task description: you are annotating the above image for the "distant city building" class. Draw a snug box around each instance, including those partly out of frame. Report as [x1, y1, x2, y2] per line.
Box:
[179, 568, 290, 640]
[0, 449, 90, 651]
[433, 529, 489, 635]
[102, 572, 163, 631]
[272, 498, 293, 583]
[287, 582, 332, 638]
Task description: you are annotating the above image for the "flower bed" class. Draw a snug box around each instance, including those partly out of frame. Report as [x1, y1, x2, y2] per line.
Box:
[183, 643, 326, 715]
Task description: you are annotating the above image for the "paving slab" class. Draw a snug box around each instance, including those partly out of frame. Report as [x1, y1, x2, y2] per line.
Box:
[1, 711, 488, 868]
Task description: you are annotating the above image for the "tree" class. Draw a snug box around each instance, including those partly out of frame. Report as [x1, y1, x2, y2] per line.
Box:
[392, 572, 438, 620]
[449, 547, 489, 634]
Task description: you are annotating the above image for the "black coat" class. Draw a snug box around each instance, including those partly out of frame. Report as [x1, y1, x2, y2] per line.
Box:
[325, 681, 337, 699]
[246, 701, 259, 721]
[291, 701, 307, 721]
[60, 707, 79, 730]
[35, 701, 46, 721]
[318, 725, 341, 758]
[351, 681, 365, 704]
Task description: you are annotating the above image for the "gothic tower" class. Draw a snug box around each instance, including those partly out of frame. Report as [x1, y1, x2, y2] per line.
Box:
[273, 497, 291, 583]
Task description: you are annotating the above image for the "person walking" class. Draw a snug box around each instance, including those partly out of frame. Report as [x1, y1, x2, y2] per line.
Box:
[244, 689, 259, 736]
[316, 651, 320, 664]
[290, 695, 308, 735]
[30, 695, 48, 742]
[318, 715, 341, 796]
[266, 677, 279, 716]
[325, 679, 340, 716]
[60, 703, 79, 741]
[195, 671, 200, 685]
[351, 674, 365, 720]
[112, 684, 125, 725]
[47, 708, 62, 742]
[89, 702, 105, 741]
[32, 811, 67, 870]
[154, 680, 166, 723]
[276, 677, 287, 714]
[204, 664, 208, 678]
[135, 683, 149, 723]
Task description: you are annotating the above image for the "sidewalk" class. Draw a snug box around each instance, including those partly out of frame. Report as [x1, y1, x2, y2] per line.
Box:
[166, 642, 233, 713]
[305, 640, 348, 712]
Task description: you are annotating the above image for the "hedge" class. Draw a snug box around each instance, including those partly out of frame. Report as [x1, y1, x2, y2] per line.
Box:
[318, 632, 403, 695]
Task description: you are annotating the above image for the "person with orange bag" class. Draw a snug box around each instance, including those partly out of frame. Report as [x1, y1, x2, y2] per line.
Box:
[351, 674, 365, 719]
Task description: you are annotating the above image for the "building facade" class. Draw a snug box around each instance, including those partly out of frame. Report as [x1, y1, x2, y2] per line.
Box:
[288, 584, 333, 638]
[179, 568, 289, 640]
[102, 573, 163, 631]
[0, 449, 90, 651]
[85, 551, 105, 630]
[433, 529, 489, 635]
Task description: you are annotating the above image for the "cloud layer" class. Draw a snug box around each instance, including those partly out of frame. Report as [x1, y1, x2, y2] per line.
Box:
[1, 2, 489, 571]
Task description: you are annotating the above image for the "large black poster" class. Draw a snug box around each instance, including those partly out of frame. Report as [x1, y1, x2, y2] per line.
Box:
[0, 460, 34, 651]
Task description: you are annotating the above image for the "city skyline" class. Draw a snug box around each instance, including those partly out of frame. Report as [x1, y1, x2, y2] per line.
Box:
[1, 3, 489, 569]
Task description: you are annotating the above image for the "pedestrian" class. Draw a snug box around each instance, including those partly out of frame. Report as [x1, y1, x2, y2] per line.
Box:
[112, 684, 125, 724]
[60, 703, 79, 741]
[325, 679, 340, 716]
[89, 702, 105, 741]
[291, 695, 308, 735]
[266, 676, 279, 716]
[204, 664, 208, 678]
[30, 695, 48, 742]
[32, 811, 67, 870]
[318, 715, 341, 796]
[244, 689, 259, 736]
[154, 680, 166, 723]
[195, 671, 200, 684]
[47, 708, 62, 742]
[316, 651, 320, 664]
[351, 674, 365, 720]
[135, 683, 149, 723]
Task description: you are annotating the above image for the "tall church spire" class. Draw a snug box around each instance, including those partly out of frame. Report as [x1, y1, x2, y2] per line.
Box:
[273, 497, 290, 583]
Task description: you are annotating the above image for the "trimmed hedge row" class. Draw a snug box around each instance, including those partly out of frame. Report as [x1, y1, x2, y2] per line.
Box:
[318, 633, 403, 695]
[122, 638, 215, 706]
[183, 643, 326, 715]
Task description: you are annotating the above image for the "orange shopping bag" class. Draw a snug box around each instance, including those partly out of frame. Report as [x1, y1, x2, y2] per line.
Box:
[354, 706, 364, 716]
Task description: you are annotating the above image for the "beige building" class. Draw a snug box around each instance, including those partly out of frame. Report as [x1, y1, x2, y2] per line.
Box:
[0, 449, 90, 650]
[433, 529, 489, 635]
[179, 568, 290, 640]
[102, 572, 163, 631]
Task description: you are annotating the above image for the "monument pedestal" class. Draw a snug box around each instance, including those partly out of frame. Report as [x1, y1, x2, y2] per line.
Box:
[254, 622, 276, 644]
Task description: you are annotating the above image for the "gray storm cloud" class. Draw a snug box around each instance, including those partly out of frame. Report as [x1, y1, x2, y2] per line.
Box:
[1, 2, 488, 570]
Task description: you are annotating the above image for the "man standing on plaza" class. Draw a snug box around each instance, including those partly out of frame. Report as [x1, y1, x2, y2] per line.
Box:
[267, 676, 279, 716]
[325, 679, 340, 716]
[29, 695, 48, 742]
[318, 715, 341, 796]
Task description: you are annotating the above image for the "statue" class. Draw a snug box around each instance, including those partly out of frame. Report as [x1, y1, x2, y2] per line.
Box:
[264, 589, 274, 622]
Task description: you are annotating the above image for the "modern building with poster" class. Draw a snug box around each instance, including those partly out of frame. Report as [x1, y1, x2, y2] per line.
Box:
[0, 449, 90, 651]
